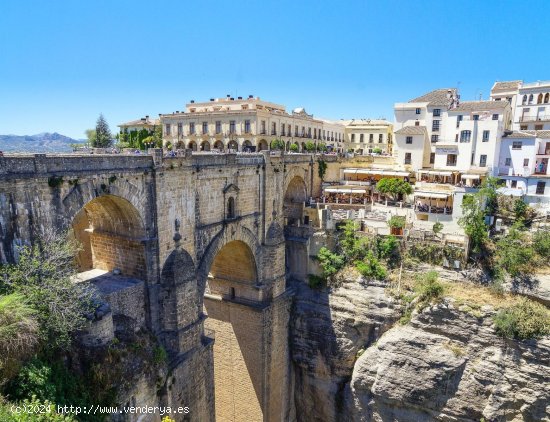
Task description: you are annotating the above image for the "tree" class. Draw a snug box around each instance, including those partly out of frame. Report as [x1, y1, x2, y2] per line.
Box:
[93, 114, 112, 148]
[388, 215, 406, 230]
[433, 221, 443, 235]
[317, 158, 327, 181]
[376, 178, 413, 201]
[0, 230, 94, 351]
[152, 124, 163, 148]
[372, 147, 382, 154]
[289, 143, 299, 152]
[84, 129, 96, 147]
[304, 141, 316, 152]
[459, 194, 488, 254]
[270, 139, 285, 150]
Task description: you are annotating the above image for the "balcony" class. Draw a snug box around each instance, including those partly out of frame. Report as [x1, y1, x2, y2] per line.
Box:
[519, 114, 550, 122]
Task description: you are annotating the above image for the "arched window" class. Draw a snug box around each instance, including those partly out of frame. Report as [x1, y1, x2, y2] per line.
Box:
[522, 95, 528, 105]
[545, 93, 550, 104]
[529, 94, 534, 104]
[538, 93, 544, 104]
[227, 197, 235, 219]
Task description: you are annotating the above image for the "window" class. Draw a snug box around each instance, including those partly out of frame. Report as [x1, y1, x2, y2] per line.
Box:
[261, 121, 266, 134]
[230, 120, 236, 134]
[432, 120, 440, 131]
[520, 125, 528, 130]
[189, 122, 195, 134]
[529, 94, 534, 104]
[473, 114, 479, 121]
[536, 181, 546, 195]
[165, 124, 171, 136]
[522, 95, 527, 105]
[215, 121, 222, 134]
[379, 134, 383, 142]
[492, 114, 499, 120]
[446, 154, 457, 166]
[281, 123, 285, 136]
[359, 134, 364, 142]
[512, 141, 522, 149]
[415, 121, 420, 126]
[433, 108, 441, 117]
[227, 197, 235, 219]
[351, 134, 355, 142]
[177, 123, 183, 136]
[295, 126, 299, 136]
[538, 94, 543, 104]
[404, 152, 411, 164]
[202, 122, 208, 134]
[301, 126, 305, 137]
[314, 128, 317, 139]
[523, 158, 529, 167]
[406, 136, 413, 144]
[244, 120, 251, 133]
[505, 157, 511, 166]
[479, 155, 487, 167]
[429, 152, 435, 164]
[456, 115, 463, 128]
[272, 122, 277, 135]
[308, 128, 311, 138]
[511, 180, 518, 188]
[545, 93, 550, 104]
[455, 134, 459, 142]
[415, 108, 421, 115]
[431, 135, 439, 143]
[460, 130, 472, 142]
[369, 134, 374, 142]
[482, 130, 490, 142]
[535, 124, 543, 130]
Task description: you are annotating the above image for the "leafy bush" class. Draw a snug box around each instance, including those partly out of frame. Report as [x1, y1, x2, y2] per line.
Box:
[0, 396, 76, 421]
[289, 143, 299, 152]
[317, 158, 327, 180]
[270, 139, 285, 150]
[387, 215, 406, 229]
[372, 147, 382, 154]
[533, 229, 550, 259]
[355, 252, 387, 280]
[414, 271, 445, 303]
[432, 221, 443, 234]
[304, 141, 316, 152]
[493, 299, 550, 340]
[316, 247, 345, 279]
[376, 178, 413, 201]
[494, 224, 537, 278]
[376, 235, 398, 260]
[0, 294, 39, 383]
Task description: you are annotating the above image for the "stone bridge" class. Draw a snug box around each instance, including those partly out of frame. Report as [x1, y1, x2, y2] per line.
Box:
[0, 150, 320, 422]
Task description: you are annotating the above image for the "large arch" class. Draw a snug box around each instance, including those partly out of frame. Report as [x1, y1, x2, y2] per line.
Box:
[213, 140, 224, 151]
[188, 140, 197, 151]
[228, 140, 238, 151]
[257, 139, 268, 151]
[202, 238, 264, 421]
[283, 175, 308, 226]
[70, 194, 146, 279]
[200, 141, 211, 151]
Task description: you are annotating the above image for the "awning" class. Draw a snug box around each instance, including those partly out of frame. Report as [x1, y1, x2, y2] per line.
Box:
[497, 187, 524, 197]
[342, 168, 409, 177]
[461, 174, 480, 180]
[413, 191, 451, 199]
[324, 187, 367, 194]
[418, 170, 453, 176]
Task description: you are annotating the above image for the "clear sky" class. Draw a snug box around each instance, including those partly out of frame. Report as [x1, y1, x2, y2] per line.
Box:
[1, 0, 550, 139]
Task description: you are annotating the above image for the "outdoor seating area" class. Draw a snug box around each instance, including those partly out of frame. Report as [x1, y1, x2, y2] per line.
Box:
[414, 191, 453, 214]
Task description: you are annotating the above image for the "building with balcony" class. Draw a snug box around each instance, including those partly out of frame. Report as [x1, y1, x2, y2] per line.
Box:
[157, 95, 345, 152]
[341, 119, 393, 155]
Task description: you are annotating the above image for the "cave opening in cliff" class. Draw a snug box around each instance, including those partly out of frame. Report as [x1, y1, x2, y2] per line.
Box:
[284, 175, 308, 226]
[69, 194, 147, 281]
[203, 239, 264, 421]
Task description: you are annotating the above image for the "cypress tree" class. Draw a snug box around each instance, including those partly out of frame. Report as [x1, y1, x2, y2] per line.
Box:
[94, 113, 112, 148]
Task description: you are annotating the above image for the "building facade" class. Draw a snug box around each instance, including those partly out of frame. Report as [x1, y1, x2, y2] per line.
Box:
[342, 119, 393, 155]
[118, 115, 159, 133]
[158, 96, 345, 152]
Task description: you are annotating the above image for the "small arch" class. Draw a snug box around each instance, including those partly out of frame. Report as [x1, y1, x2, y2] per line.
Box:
[537, 93, 543, 104]
[200, 141, 211, 151]
[529, 94, 534, 104]
[227, 197, 235, 219]
[227, 140, 238, 151]
[522, 94, 528, 105]
[284, 175, 308, 226]
[257, 139, 268, 151]
[544, 93, 549, 104]
[214, 140, 224, 151]
[242, 140, 252, 152]
[188, 141, 197, 151]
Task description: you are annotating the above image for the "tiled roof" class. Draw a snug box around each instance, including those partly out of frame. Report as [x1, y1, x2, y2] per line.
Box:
[409, 89, 457, 106]
[491, 80, 522, 92]
[503, 131, 536, 138]
[453, 101, 509, 112]
[394, 126, 428, 135]
[342, 119, 392, 127]
[118, 118, 159, 127]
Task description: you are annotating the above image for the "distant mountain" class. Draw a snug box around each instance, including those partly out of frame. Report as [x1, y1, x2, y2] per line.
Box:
[0, 132, 85, 153]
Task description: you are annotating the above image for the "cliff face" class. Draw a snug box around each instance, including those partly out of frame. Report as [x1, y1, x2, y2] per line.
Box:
[290, 278, 550, 422]
[290, 274, 401, 421]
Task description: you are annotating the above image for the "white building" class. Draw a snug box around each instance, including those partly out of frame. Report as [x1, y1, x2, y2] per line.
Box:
[341, 119, 393, 155]
[158, 95, 345, 152]
[118, 115, 160, 133]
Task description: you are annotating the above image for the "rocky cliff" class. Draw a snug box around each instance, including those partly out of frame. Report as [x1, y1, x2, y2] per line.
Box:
[290, 276, 550, 422]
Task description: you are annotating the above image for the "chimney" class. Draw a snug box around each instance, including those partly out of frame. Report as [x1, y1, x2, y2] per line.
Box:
[190, 100, 195, 103]
[227, 94, 231, 98]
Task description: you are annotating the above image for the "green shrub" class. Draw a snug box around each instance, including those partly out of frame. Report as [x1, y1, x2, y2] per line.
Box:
[0, 396, 76, 421]
[376, 235, 398, 260]
[494, 224, 537, 278]
[355, 252, 386, 280]
[533, 229, 550, 259]
[387, 215, 406, 230]
[317, 247, 345, 279]
[414, 271, 444, 303]
[493, 299, 550, 340]
[289, 143, 299, 152]
[308, 274, 324, 289]
[432, 221, 443, 234]
[153, 346, 168, 365]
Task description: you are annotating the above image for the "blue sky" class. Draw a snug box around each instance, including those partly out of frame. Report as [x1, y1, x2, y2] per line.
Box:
[1, 0, 549, 139]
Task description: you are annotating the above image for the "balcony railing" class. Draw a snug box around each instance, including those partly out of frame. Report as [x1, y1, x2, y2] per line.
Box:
[519, 115, 550, 122]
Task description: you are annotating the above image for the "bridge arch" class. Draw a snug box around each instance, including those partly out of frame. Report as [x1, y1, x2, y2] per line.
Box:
[283, 174, 308, 226]
[70, 194, 146, 279]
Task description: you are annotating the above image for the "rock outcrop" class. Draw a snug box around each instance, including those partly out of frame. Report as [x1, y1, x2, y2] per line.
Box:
[290, 274, 401, 421]
[348, 299, 550, 422]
